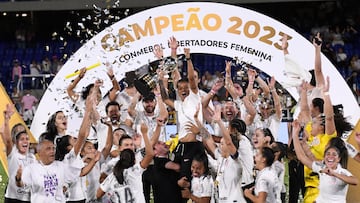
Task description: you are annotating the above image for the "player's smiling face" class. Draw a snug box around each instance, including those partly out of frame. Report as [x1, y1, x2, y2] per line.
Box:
[16, 133, 30, 154]
[324, 147, 340, 169]
[177, 81, 189, 101]
[191, 159, 205, 178]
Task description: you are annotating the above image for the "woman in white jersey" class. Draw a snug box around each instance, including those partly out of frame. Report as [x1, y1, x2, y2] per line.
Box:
[1, 104, 36, 203]
[179, 153, 213, 203]
[96, 123, 154, 203]
[292, 120, 358, 203]
[191, 105, 246, 203]
[244, 147, 279, 203]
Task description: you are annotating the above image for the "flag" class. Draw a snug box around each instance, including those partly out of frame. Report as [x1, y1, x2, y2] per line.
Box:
[0, 82, 37, 176]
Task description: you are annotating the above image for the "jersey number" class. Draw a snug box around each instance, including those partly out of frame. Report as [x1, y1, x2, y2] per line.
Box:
[113, 187, 135, 203]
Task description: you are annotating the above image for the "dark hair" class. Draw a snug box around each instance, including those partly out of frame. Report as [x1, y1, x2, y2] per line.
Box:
[327, 137, 348, 168]
[82, 83, 94, 100]
[230, 134, 241, 149]
[55, 135, 71, 161]
[263, 128, 275, 145]
[261, 147, 275, 167]
[38, 132, 55, 143]
[176, 78, 189, 88]
[114, 127, 125, 134]
[119, 134, 132, 146]
[333, 114, 353, 138]
[192, 152, 210, 176]
[106, 101, 121, 114]
[309, 70, 316, 87]
[113, 149, 135, 184]
[230, 118, 246, 134]
[46, 111, 63, 140]
[272, 141, 287, 161]
[312, 98, 324, 114]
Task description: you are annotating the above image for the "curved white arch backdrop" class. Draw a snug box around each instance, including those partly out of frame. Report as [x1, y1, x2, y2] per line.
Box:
[31, 2, 359, 139]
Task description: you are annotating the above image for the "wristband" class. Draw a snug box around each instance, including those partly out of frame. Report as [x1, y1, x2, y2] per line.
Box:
[324, 92, 330, 96]
[185, 58, 191, 61]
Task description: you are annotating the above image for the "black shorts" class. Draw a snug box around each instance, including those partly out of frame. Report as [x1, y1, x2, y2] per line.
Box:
[173, 141, 204, 180]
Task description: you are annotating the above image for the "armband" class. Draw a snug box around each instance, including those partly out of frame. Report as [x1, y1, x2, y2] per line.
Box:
[230, 151, 239, 159]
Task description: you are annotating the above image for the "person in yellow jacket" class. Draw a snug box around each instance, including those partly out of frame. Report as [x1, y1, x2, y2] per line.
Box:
[297, 77, 337, 203]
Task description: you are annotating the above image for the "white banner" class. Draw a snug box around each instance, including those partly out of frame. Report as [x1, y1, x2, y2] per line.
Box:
[31, 2, 359, 139]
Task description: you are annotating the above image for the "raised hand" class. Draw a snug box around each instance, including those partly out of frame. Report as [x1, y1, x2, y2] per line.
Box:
[269, 76, 276, 90]
[169, 36, 178, 50]
[312, 32, 322, 47]
[225, 60, 232, 74]
[281, 34, 289, 50]
[79, 67, 87, 78]
[247, 69, 257, 82]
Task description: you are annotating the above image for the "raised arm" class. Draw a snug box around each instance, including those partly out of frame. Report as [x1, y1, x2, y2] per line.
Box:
[322, 77, 336, 135]
[292, 120, 313, 169]
[202, 79, 223, 109]
[255, 72, 270, 97]
[169, 36, 178, 59]
[127, 92, 141, 118]
[190, 106, 217, 157]
[67, 67, 86, 103]
[101, 120, 114, 160]
[268, 76, 282, 120]
[184, 48, 198, 94]
[313, 32, 325, 88]
[159, 79, 174, 109]
[213, 105, 237, 156]
[73, 94, 94, 156]
[298, 81, 311, 124]
[139, 123, 155, 169]
[107, 64, 121, 101]
[1, 104, 15, 155]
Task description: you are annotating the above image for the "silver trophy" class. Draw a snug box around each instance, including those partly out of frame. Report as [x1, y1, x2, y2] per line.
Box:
[134, 56, 178, 96]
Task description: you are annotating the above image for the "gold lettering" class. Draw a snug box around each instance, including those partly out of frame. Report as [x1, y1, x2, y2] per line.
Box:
[154, 16, 170, 34]
[132, 20, 155, 39]
[227, 17, 242, 35]
[186, 13, 202, 30]
[274, 31, 293, 50]
[203, 14, 221, 31]
[119, 28, 135, 46]
[243, 21, 260, 38]
[171, 14, 185, 31]
[259, 26, 275, 45]
[100, 33, 117, 51]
